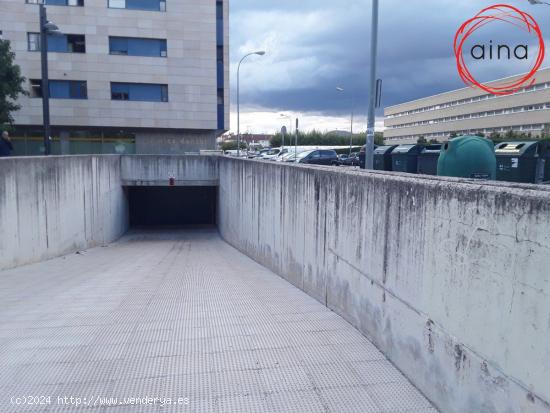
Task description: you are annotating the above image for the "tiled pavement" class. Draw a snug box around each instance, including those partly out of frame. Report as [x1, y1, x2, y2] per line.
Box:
[0, 229, 437, 412]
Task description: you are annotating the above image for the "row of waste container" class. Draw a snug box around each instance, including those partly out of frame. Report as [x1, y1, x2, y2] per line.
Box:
[360, 138, 550, 184]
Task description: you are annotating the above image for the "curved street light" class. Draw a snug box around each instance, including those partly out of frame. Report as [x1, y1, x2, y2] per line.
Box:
[280, 113, 292, 150]
[237, 51, 265, 157]
[336, 86, 356, 156]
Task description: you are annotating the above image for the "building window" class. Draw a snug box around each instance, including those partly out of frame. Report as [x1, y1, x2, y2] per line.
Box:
[108, 0, 166, 11]
[26, 0, 84, 5]
[216, 0, 224, 130]
[27, 32, 86, 53]
[111, 82, 168, 102]
[30, 80, 42, 97]
[109, 37, 167, 57]
[27, 33, 40, 51]
[30, 79, 88, 99]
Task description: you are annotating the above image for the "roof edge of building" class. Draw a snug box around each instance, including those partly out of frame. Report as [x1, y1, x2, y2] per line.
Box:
[385, 66, 550, 111]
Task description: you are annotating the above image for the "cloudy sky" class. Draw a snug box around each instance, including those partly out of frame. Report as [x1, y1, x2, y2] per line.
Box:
[228, 0, 550, 134]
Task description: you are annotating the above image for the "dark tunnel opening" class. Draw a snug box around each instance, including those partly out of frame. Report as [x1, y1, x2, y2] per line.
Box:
[127, 186, 217, 228]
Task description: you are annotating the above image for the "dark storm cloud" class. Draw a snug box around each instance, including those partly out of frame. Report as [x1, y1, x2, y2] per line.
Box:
[230, 0, 550, 117]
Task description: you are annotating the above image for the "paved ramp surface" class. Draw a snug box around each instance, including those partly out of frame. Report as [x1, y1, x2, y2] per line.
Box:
[0, 229, 436, 412]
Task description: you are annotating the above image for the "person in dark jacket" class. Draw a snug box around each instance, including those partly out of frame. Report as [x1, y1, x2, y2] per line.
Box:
[0, 131, 13, 157]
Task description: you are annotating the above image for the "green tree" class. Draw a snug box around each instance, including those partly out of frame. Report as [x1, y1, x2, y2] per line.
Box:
[220, 141, 247, 151]
[0, 39, 26, 129]
[489, 131, 502, 141]
[270, 130, 385, 147]
[417, 136, 427, 145]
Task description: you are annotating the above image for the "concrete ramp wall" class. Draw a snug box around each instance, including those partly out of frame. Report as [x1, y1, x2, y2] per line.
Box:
[2, 154, 550, 412]
[218, 158, 550, 413]
[121, 155, 219, 187]
[0, 156, 128, 271]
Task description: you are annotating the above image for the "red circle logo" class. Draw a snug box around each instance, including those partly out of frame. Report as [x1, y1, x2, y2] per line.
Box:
[454, 4, 545, 96]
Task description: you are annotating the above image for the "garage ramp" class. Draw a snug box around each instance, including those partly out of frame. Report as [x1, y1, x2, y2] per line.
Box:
[0, 230, 436, 412]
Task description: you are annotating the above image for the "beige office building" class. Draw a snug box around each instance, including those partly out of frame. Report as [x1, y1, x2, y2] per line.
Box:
[0, 0, 229, 155]
[384, 68, 550, 144]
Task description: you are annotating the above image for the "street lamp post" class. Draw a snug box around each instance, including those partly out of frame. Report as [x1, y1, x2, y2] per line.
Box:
[529, 0, 550, 180]
[280, 113, 292, 151]
[237, 51, 265, 158]
[336, 87, 355, 156]
[295, 118, 298, 160]
[364, 0, 379, 169]
[39, 4, 60, 156]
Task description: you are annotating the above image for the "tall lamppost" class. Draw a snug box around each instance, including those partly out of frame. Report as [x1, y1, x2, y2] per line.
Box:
[237, 50, 265, 157]
[364, 0, 379, 169]
[528, 0, 549, 181]
[39, 4, 60, 156]
[294, 118, 299, 160]
[336, 87, 355, 156]
[280, 113, 292, 151]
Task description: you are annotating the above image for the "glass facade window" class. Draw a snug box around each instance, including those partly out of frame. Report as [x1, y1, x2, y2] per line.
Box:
[216, 1, 223, 45]
[27, 33, 86, 53]
[111, 83, 168, 102]
[108, 0, 166, 11]
[30, 79, 88, 99]
[109, 37, 167, 57]
[27, 33, 40, 51]
[26, 0, 84, 5]
[10, 128, 136, 157]
[216, 0, 224, 130]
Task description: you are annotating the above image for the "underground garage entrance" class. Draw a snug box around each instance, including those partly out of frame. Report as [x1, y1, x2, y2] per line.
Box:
[127, 186, 217, 227]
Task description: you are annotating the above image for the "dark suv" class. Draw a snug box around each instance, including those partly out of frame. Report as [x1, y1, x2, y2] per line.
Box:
[297, 150, 339, 166]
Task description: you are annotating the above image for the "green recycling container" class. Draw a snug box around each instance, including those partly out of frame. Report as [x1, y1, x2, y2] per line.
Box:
[391, 144, 422, 173]
[437, 136, 496, 180]
[538, 141, 550, 183]
[373, 145, 397, 171]
[495, 141, 540, 183]
[417, 144, 442, 175]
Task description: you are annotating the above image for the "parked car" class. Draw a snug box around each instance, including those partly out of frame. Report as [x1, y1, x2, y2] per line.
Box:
[273, 149, 292, 162]
[296, 150, 339, 166]
[337, 154, 349, 164]
[283, 152, 302, 163]
[261, 148, 284, 160]
[340, 152, 360, 166]
[279, 151, 299, 162]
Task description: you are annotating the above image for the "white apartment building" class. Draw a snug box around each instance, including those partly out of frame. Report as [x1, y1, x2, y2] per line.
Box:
[0, 0, 229, 155]
[385, 68, 550, 144]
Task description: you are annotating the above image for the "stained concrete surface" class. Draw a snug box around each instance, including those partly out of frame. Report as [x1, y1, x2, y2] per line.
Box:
[218, 158, 550, 413]
[0, 229, 436, 413]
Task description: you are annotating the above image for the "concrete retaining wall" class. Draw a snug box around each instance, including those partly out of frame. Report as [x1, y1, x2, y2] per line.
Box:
[0, 155, 128, 271]
[121, 155, 219, 186]
[218, 158, 550, 413]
